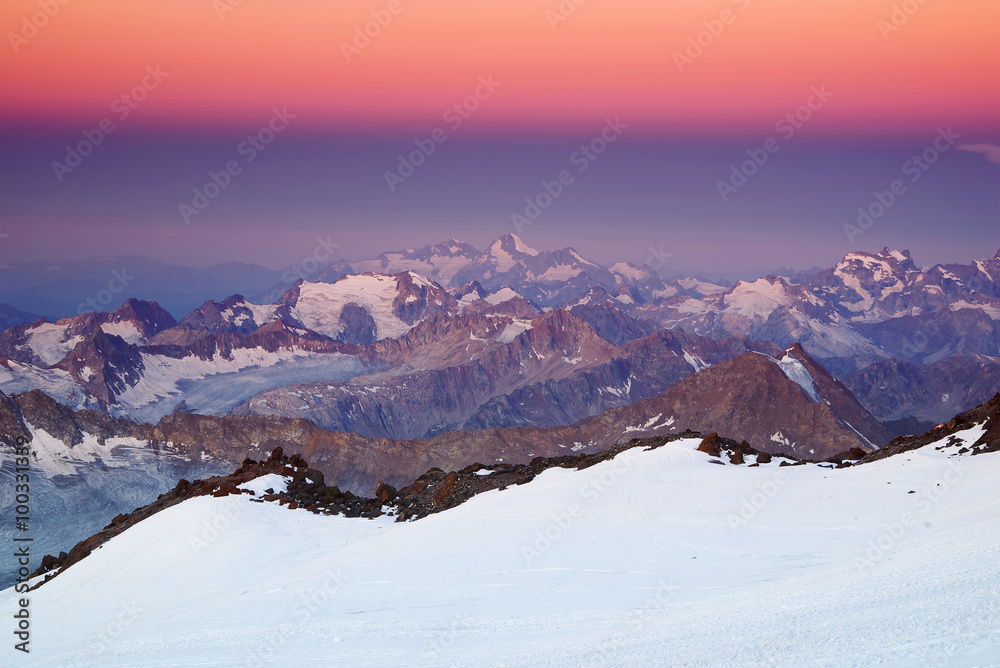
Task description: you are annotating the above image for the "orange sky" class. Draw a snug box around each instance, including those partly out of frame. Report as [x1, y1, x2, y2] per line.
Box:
[1, 0, 997, 134]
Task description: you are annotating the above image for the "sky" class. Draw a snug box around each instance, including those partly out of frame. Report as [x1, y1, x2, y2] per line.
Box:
[0, 0, 998, 276]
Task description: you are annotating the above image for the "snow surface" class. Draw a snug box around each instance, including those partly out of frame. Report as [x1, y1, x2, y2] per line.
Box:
[8, 429, 999, 666]
[535, 263, 584, 282]
[292, 276, 417, 341]
[239, 474, 291, 496]
[722, 277, 794, 318]
[677, 277, 728, 296]
[682, 350, 709, 372]
[351, 253, 475, 286]
[610, 262, 646, 281]
[24, 322, 82, 366]
[112, 349, 364, 421]
[0, 360, 91, 410]
[495, 319, 533, 343]
[834, 255, 904, 313]
[100, 321, 144, 345]
[483, 287, 522, 305]
[20, 424, 155, 478]
[221, 302, 279, 329]
[486, 242, 519, 273]
[775, 353, 821, 402]
[512, 234, 539, 257]
[950, 300, 1000, 319]
[887, 249, 908, 263]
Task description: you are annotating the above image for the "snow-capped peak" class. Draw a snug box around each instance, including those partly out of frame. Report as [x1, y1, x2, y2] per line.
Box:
[876, 247, 918, 271]
[610, 262, 647, 281]
[510, 234, 539, 257]
[484, 234, 540, 273]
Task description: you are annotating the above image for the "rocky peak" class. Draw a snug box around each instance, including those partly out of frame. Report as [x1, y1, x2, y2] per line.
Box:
[876, 247, 918, 272]
[54, 330, 145, 408]
[391, 271, 459, 325]
[110, 298, 177, 336]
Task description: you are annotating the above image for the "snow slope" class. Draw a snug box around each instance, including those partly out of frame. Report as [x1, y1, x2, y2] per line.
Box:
[23, 323, 83, 366]
[5, 428, 998, 667]
[0, 428, 228, 590]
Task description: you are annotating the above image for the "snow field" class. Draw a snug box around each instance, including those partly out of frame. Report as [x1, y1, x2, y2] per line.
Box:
[5, 429, 999, 667]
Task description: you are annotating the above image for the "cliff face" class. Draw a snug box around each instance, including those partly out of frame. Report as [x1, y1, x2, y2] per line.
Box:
[0, 388, 153, 448]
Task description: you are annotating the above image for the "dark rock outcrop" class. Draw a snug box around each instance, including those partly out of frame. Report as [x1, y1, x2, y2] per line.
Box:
[857, 393, 1000, 464]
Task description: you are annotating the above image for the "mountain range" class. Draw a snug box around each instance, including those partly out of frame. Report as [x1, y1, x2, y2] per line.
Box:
[2, 236, 996, 432]
[1, 234, 997, 591]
